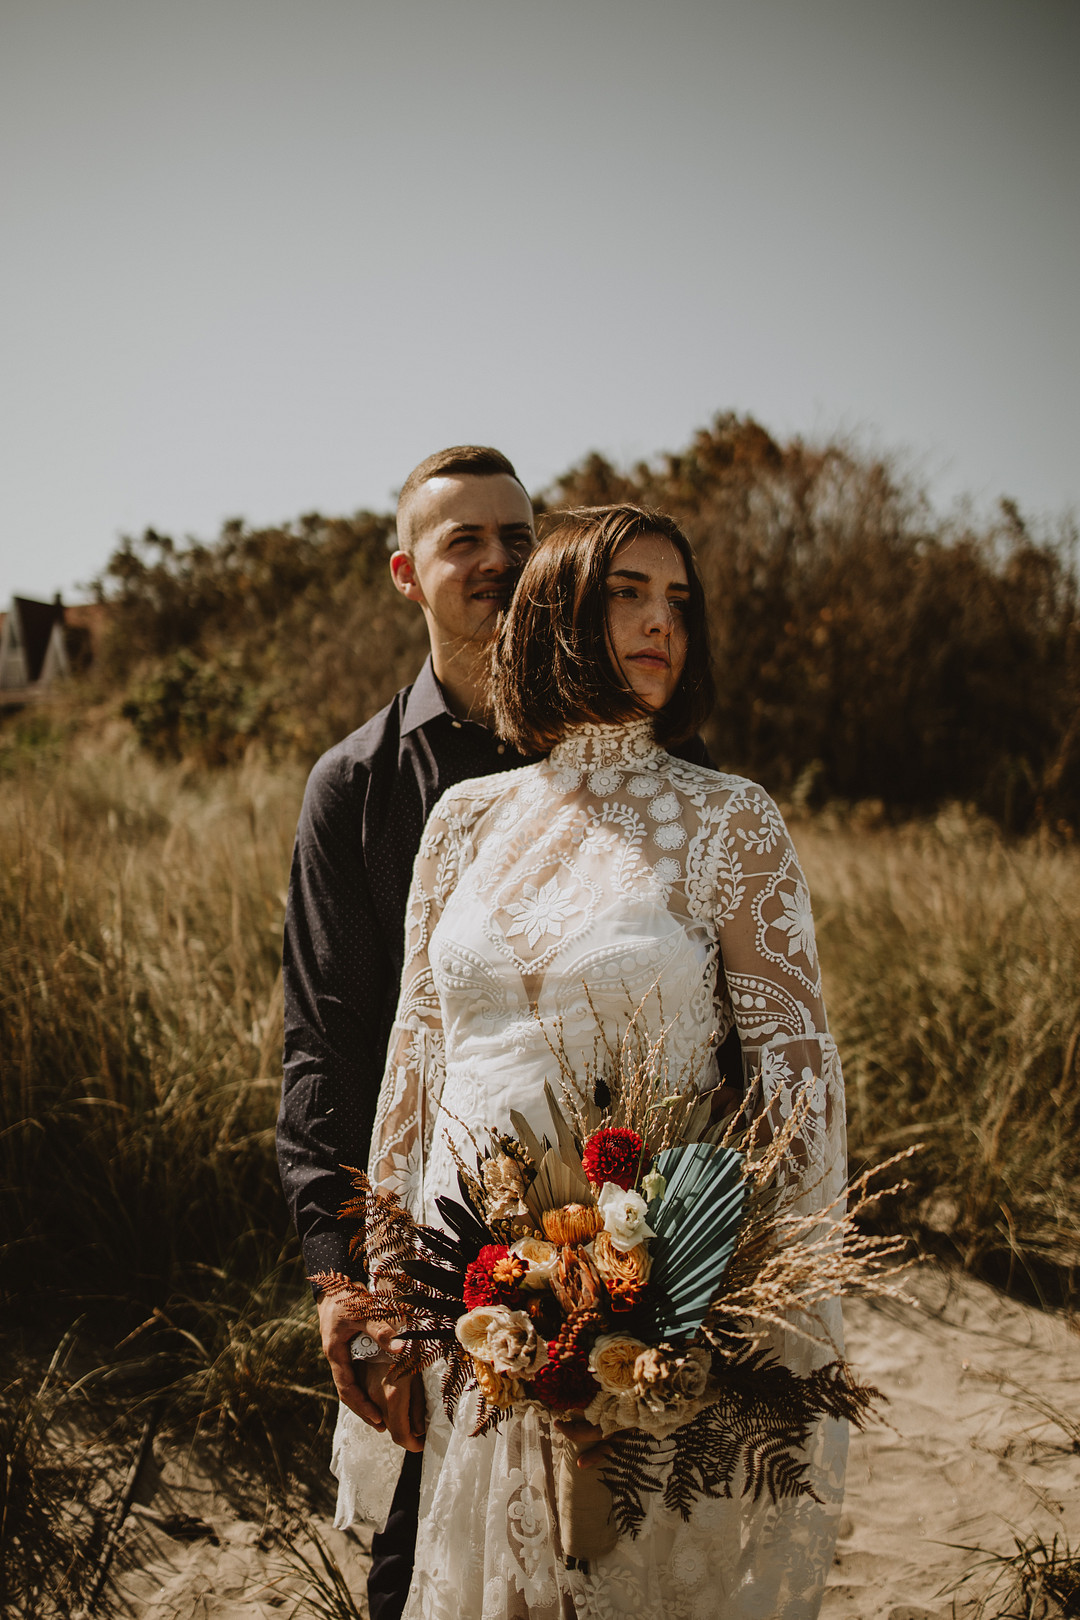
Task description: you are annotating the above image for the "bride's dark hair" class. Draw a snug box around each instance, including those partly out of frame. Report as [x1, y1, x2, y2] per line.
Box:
[491, 504, 715, 754]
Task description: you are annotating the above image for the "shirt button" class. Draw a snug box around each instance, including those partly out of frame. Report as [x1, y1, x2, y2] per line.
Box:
[497, 744, 506, 754]
[451, 720, 462, 729]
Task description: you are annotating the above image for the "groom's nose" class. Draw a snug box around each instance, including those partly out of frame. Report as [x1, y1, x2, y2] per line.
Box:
[476, 534, 520, 575]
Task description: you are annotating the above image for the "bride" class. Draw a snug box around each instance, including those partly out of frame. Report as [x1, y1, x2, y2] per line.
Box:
[340, 505, 847, 1619]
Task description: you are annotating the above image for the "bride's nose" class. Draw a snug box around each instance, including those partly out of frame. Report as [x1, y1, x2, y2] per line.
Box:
[644, 596, 675, 635]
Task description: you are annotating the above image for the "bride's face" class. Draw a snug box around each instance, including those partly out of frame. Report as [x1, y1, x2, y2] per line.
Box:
[604, 533, 690, 711]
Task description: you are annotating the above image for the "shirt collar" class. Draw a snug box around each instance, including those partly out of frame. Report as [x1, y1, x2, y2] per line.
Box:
[401, 655, 488, 737]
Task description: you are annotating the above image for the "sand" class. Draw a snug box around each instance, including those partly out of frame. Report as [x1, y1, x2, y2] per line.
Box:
[107, 1267, 1078, 1618]
[824, 1268, 1079, 1619]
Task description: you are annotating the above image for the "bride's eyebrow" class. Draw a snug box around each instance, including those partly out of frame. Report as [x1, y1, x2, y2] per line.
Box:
[607, 567, 690, 592]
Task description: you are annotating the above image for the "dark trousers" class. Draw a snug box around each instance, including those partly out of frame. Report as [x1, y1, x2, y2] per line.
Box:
[367, 1448, 423, 1620]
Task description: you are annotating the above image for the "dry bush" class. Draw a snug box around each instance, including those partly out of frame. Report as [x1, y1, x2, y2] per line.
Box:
[77, 415, 1080, 831]
[799, 811, 1080, 1299]
[548, 416, 1080, 831]
[93, 511, 429, 763]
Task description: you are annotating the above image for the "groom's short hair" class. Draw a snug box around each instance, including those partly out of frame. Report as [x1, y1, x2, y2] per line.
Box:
[396, 445, 525, 554]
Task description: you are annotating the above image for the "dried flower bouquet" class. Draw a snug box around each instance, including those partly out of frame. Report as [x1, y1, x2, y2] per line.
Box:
[314, 1010, 914, 1541]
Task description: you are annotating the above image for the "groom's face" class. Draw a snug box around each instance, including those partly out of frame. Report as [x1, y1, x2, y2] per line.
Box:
[391, 473, 535, 649]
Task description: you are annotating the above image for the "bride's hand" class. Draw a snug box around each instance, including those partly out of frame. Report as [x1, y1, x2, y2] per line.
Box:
[359, 1356, 427, 1454]
[554, 1417, 624, 1470]
[316, 1293, 426, 1450]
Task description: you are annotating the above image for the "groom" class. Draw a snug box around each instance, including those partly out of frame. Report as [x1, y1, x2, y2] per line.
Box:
[277, 444, 537, 1619]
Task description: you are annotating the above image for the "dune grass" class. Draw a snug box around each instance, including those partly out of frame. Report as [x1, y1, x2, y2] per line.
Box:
[0, 735, 331, 1609]
[2, 729, 1078, 1609]
[799, 809, 1080, 1301]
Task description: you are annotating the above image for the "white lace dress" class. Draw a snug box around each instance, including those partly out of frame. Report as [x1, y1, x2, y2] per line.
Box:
[335, 719, 848, 1620]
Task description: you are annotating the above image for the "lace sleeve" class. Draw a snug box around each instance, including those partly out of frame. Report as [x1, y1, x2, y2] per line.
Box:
[367, 792, 474, 1214]
[695, 780, 845, 1201]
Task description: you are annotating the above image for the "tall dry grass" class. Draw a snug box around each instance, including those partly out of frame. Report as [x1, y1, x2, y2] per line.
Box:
[1, 735, 299, 1308]
[4, 732, 1076, 1327]
[799, 810, 1080, 1299]
[2, 730, 1078, 1606]
[0, 732, 330, 1585]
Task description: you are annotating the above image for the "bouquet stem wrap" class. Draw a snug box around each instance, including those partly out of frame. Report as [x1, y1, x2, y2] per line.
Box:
[556, 1436, 618, 1562]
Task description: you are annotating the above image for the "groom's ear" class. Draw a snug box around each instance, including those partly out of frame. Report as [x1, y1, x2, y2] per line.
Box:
[390, 549, 424, 604]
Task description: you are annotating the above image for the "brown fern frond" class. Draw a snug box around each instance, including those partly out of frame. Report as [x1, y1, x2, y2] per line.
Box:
[600, 1431, 669, 1538]
[441, 1351, 474, 1421]
[470, 1393, 509, 1440]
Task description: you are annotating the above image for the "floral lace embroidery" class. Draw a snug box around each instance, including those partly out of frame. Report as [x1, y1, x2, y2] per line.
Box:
[356, 721, 848, 1620]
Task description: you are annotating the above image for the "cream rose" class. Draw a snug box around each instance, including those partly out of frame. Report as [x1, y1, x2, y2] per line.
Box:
[588, 1333, 650, 1395]
[455, 1305, 548, 1376]
[472, 1357, 522, 1408]
[510, 1235, 559, 1290]
[598, 1181, 656, 1252]
[591, 1231, 652, 1298]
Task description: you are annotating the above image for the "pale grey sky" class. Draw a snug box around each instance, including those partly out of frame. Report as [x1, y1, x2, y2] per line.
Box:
[2, 0, 1077, 600]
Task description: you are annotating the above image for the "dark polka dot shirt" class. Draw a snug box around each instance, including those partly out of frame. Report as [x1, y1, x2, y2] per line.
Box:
[277, 657, 527, 1281]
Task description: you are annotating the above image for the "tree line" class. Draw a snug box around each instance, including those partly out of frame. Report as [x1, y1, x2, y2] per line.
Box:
[92, 414, 1079, 831]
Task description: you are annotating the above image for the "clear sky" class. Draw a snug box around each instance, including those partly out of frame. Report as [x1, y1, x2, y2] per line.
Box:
[2, 0, 1077, 601]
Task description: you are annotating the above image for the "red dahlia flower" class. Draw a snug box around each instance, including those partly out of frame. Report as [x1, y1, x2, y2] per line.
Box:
[463, 1244, 521, 1309]
[530, 1343, 598, 1410]
[582, 1127, 646, 1191]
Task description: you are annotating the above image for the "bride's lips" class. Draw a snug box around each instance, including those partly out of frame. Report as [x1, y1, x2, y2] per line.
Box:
[626, 649, 670, 668]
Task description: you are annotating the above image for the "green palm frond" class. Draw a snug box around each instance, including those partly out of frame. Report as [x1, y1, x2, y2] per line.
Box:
[644, 1143, 747, 1342]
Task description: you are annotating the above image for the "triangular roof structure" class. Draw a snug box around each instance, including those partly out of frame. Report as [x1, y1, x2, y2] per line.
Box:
[12, 596, 63, 683]
[0, 595, 72, 696]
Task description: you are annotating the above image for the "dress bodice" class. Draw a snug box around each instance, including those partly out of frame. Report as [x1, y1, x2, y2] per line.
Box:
[369, 719, 843, 1223]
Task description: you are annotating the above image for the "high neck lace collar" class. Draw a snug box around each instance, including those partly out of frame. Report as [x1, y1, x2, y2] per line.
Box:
[547, 717, 664, 772]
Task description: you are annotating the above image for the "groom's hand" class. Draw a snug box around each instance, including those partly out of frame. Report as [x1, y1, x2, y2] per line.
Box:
[317, 1293, 426, 1451]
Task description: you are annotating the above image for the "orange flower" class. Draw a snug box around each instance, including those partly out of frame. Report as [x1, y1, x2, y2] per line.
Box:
[491, 1253, 529, 1290]
[541, 1202, 602, 1246]
[592, 1230, 651, 1309]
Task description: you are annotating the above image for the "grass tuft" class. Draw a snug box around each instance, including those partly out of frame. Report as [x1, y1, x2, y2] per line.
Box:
[944, 1531, 1080, 1618]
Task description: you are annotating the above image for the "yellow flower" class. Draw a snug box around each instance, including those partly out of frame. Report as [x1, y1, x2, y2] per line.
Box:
[471, 1357, 521, 1407]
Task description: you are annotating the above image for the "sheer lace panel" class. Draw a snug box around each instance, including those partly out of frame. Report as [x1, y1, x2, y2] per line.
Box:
[355, 722, 847, 1618]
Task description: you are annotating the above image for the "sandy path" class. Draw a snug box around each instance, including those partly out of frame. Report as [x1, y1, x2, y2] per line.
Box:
[824, 1269, 1079, 1619]
[109, 1268, 1078, 1618]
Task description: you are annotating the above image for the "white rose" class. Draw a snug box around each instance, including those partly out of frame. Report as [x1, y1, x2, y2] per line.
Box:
[598, 1181, 656, 1252]
[510, 1235, 559, 1290]
[454, 1305, 548, 1376]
